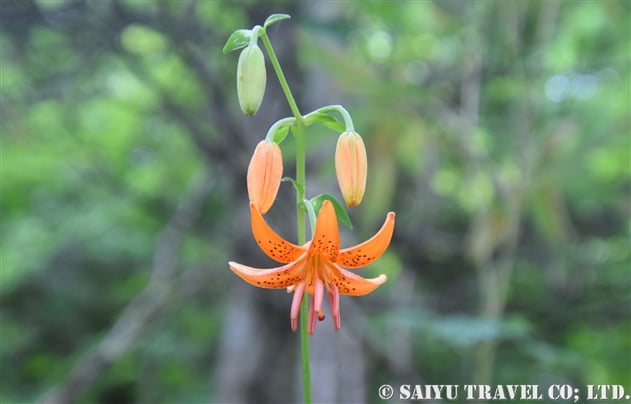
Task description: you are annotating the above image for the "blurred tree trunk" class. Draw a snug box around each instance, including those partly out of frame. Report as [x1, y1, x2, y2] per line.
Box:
[468, 1, 561, 394]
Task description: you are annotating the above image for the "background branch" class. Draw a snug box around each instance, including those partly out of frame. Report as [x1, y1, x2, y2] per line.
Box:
[39, 168, 214, 404]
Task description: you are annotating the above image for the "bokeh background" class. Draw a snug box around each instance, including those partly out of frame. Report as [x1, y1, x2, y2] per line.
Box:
[1, 1, 629, 403]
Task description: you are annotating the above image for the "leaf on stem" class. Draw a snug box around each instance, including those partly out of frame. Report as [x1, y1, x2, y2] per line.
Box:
[271, 126, 290, 144]
[264, 14, 291, 29]
[304, 111, 345, 132]
[302, 199, 317, 237]
[223, 29, 252, 53]
[266, 118, 296, 144]
[310, 194, 353, 229]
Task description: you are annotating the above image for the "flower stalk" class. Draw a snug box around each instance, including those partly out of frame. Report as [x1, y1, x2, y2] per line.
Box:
[294, 121, 311, 404]
[260, 25, 312, 404]
[259, 29, 302, 121]
[225, 15, 395, 404]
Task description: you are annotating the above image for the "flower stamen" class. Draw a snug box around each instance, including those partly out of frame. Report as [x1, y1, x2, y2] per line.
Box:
[290, 282, 306, 332]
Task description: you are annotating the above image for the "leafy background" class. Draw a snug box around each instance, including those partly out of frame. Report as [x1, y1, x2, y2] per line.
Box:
[1, 1, 629, 403]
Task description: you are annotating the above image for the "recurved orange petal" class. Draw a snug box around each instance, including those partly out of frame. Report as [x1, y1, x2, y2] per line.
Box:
[229, 258, 306, 289]
[325, 262, 387, 296]
[337, 211, 395, 268]
[250, 203, 304, 263]
[308, 200, 340, 260]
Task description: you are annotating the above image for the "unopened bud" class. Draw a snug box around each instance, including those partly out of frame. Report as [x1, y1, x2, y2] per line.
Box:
[247, 140, 282, 214]
[335, 131, 367, 207]
[237, 44, 266, 116]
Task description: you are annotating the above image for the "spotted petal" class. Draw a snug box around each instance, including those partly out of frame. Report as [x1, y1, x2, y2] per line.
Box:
[308, 200, 340, 260]
[250, 202, 304, 263]
[337, 211, 395, 268]
[229, 257, 306, 289]
[325, 262, 387, 296]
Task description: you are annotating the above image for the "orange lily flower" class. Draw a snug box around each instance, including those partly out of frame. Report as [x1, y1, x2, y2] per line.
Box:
[229, 200, 395, 334]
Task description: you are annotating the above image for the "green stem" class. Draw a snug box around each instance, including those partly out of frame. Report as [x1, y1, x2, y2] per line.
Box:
[265, 117, 295, 143]
[295, 122, 311, 404]
[295, 125, 307, 243]
[259, 29, 303, 120]
[260, 27, 311, 404]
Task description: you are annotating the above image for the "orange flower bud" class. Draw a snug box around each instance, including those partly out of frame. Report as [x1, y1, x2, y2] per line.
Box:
[335, 131, 367, 207]
[247, 140, 283, 214]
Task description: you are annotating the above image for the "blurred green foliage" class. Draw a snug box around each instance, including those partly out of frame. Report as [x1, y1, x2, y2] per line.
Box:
[1, 1, 629, 403]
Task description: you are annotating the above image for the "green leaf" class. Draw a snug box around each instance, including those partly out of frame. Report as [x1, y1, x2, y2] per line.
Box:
[310, 194, 353, 229]
[304, 111, 345, 132]
[264, 14, 291, 29]
[223, 29, 251, 54]
[266, 117, 295, 144]
[271, 126, 290, 144]
[302, 199, 317, 237]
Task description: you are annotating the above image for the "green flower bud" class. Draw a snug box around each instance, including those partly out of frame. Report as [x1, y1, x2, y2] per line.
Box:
[237, 44, 266, 116]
